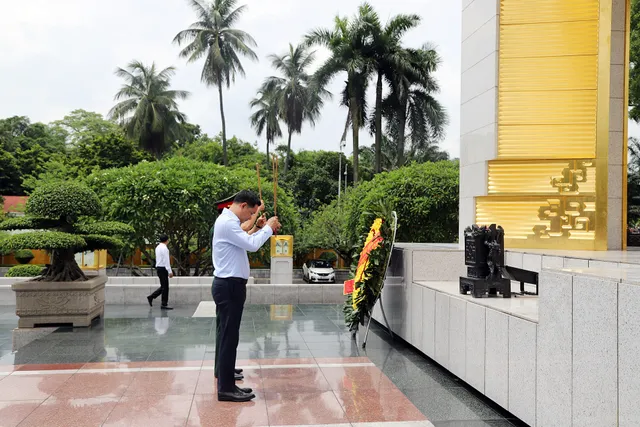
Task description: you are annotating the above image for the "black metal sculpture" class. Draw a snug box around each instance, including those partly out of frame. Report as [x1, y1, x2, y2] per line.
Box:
[460, 224, 511, 298]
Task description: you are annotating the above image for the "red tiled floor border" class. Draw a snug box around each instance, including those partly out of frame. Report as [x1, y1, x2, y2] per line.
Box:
[0, 358, 432, 427]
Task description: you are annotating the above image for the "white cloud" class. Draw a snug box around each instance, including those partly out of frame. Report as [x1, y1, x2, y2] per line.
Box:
[0, 0, 462, 157]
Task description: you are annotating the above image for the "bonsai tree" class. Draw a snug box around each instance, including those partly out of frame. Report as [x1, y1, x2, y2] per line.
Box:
[0, 182, 134, 282]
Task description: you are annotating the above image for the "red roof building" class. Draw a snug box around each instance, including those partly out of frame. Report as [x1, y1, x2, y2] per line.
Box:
[2, 196, 28, 214]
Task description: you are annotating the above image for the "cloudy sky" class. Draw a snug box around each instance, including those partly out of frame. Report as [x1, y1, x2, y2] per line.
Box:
[0, 0, 462, 157]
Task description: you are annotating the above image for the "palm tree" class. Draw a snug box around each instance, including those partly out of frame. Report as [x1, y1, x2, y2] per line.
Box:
[305, 7, 373, 184]
[359, 4, 421, 173]
[262, 43, 330, 175]
[249, 88, 282, 164]
[381, 46, 447, 167]
[108, 61, 190, 159]
[173, 0, 258, 166]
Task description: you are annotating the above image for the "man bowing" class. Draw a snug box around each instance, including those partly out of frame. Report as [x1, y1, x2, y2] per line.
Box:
[212, 190, 280, 402]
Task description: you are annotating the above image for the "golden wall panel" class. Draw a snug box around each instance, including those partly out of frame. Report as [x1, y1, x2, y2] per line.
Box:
[501, 0, 599, 25]
[498, 125, 596, 158]
[480, 0, 610, 250]
[500, 21, 598, 58]
[499, 56, 597, 91]
[476, 196, 597, 250]
[499, 91, 596, 125]
[488, 160, 597, 195]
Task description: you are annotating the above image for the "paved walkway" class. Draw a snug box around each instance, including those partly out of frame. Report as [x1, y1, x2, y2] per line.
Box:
[0, 305, 524, 426]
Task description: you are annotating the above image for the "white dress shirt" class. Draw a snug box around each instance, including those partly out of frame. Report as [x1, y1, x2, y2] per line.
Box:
[155, 243, 172, 275]
[213, 208, 273, 279]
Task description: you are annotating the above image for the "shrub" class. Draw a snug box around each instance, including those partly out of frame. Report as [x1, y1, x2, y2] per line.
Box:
[5, 264, 43, 278]
[0, 182, 134, 281]
[298, 161, 459, 263]
[344, 161, 459, 245]
[13, 249, 34, 264]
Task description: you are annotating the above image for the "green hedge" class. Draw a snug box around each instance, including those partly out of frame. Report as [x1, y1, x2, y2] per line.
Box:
[344, 161, 459, 244]
[5, 264, 43, 278]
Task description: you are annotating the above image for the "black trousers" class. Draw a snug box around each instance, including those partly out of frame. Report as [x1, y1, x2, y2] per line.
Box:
[212, 276, 247, 392]
[150, 267, 170, 306]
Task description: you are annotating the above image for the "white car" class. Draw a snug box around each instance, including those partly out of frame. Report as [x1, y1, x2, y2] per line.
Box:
[302, 259, 336, 283]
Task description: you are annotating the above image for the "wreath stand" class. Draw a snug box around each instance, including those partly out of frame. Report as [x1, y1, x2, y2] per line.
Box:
[358, 211, 398, 349]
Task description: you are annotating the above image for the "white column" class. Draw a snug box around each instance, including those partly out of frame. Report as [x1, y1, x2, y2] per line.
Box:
[459, 0, 500, 244]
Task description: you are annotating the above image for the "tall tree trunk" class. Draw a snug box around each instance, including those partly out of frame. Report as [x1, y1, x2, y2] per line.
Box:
[374, 71, 383, 174]
[397, 96, 408, 168]
[217, 80, 228, 166]
[350, 97, 359, 185]
[284, 127, 293, 176]
[266, 137, 270, 165]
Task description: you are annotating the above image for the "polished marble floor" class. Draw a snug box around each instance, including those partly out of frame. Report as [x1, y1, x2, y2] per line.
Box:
[0, 305, 525, 427]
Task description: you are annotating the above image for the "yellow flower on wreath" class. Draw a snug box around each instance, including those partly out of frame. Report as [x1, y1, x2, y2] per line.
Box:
[354, 218, 384, 283]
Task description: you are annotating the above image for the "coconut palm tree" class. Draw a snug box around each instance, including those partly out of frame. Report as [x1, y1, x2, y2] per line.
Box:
[380, 46, 447, 167]
[173, 0, 257, 166]
[108, 61, 190, 159]
[305, 7, 373, 184]
[262, 43, 331, 175]
[359, 3, 421, 173]
[249, 88, 282, 164]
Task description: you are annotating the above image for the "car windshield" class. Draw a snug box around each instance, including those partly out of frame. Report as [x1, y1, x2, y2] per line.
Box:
[309, 260, 331, 268]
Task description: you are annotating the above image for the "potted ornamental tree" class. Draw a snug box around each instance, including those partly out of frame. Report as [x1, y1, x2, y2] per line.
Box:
[0, 182, 133, 327]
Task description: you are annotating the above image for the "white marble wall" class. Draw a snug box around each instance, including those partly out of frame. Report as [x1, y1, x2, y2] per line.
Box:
[619, 282, 640, 426]
[572, 275, 618, 427]
[459, 0, 499, 243]
[537, 271, 573, 427]
[485, 309, 509, 409]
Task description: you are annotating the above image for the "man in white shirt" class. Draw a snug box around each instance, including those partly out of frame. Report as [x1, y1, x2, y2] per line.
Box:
[147, 234, 174, 310]
[212, 190, 280, 402]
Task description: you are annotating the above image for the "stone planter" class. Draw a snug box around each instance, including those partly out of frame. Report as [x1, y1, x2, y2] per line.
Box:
[12, 275, 106, 328]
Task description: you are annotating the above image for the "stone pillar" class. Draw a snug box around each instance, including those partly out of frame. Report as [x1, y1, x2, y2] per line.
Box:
[459, 0, 500, 245]
[608, 0, 629, 249]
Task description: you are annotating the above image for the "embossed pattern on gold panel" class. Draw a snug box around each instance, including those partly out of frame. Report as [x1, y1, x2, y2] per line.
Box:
[476, 197, 597, 249]
[488, 160, 597, 195]
[500, 0, 599, 25]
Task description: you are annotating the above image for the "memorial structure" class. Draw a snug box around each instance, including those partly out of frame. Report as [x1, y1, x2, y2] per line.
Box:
[459, 0, 629, 250]
[372, 1, 639, 426]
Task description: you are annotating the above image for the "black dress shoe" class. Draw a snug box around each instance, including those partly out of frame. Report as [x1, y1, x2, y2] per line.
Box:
[236, 385, 253, 394]
[161, 306, 173, 310]
[235, 368, 243, 374]
[147, 296, 153, 307]
[235, 373, 244, 381]
[218, 390, 255, 402]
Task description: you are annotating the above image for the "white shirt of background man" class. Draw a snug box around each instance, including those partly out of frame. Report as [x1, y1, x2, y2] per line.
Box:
[155, 243, 173, 275]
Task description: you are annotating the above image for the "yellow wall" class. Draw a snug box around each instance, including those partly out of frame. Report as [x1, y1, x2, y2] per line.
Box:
[476, 0, 615, 250]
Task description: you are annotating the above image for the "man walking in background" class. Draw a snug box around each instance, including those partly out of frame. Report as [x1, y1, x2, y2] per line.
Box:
[212, 190, 280, 402]
[147, 234, 174, 310]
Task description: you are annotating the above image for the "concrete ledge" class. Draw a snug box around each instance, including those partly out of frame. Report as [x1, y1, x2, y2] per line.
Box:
[1, 282, 343, 306]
